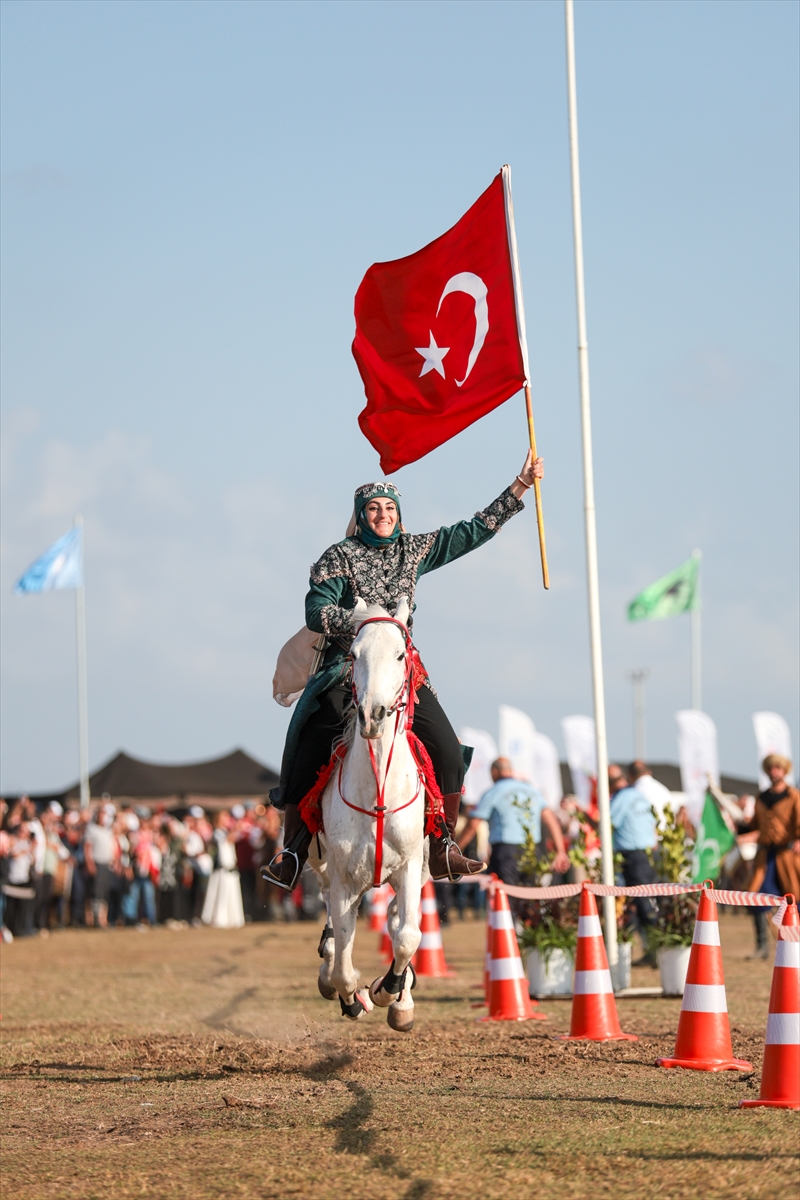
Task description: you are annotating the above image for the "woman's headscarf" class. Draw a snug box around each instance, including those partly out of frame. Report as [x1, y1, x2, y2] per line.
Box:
[345, 482, 403, 548]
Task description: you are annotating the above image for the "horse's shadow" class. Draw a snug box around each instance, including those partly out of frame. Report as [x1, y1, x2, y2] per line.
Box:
[325, 1080, 375, 1156]
[286, 1050, 432, 1196]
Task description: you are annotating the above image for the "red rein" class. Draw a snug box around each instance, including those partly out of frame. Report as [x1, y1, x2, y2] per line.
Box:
[339, 616, 423, 888]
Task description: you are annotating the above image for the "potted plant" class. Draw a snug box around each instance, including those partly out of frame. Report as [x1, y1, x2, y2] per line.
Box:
[611, 897, 636, 992]
[647, 805, 698, 995]
[519, 912, 577, 996]
[514, 797, 577, 996]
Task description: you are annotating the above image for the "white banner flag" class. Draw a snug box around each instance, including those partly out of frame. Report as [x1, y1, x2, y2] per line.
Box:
[561, 715, 596, 810]
[752, 712, 794, 790]
[676, 709, 719, 822]
[460, 727, 498, 806]
[532, 732, 563, 809]
[499, 705, 537, 784]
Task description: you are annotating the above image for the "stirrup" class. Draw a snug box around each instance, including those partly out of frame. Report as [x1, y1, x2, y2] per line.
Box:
[442, 840, 464, 884]
[261, 849, 302, 893]
[428, 835, 463, 884]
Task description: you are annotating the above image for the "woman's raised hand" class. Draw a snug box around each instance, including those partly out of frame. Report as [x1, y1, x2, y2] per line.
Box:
[511, 449, 544, 498]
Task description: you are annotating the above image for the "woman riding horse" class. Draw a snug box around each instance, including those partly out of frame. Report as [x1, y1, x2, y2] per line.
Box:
[265, 450, 544, 891]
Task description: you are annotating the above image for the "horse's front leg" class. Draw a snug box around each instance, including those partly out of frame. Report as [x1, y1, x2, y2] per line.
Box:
[369, 860, 423, 1032]
[316, 893, 337, 1001]
[329, 876, 372, 1020]
[309, 837, 337, 1001]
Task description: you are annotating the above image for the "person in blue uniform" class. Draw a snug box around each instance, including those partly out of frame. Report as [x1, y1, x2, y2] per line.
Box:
[457, 756, 569, 885]
[609, 763, 658, 963]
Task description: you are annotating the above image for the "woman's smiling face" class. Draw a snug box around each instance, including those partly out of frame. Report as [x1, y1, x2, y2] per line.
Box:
[363, 498, 398, 539]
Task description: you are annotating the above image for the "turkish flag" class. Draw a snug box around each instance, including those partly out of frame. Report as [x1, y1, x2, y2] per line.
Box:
[353, 172, 526, 474]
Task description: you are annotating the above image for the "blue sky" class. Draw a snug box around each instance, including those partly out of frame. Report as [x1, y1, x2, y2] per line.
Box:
[2, 0, 798, 792]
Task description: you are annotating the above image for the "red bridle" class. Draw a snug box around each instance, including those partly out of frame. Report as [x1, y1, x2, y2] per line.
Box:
[341, 615, 421, 887]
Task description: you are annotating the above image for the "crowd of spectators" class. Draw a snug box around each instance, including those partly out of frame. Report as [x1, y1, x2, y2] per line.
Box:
[0, 795, 312, 941]
[4, 756, 795, 958]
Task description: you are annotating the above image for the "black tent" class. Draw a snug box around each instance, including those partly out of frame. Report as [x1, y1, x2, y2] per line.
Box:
[28, 748, 279, 810]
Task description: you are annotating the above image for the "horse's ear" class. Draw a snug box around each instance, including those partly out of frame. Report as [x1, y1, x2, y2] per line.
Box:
[395, 595, 410, 626]
[352, 597, 369, 628]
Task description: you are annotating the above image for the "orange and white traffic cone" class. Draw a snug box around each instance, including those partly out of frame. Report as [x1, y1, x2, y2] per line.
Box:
[741, 894, 799, 1109]
[563, 885, 637, 1042]
[657, 885, 751, 1071]
[411, 880, 455, 978]
[469, 877, 494, 1009]
[481, 884, 546, 1022]
[369, 883, 392, 933]
[483, 877, 496, 1004]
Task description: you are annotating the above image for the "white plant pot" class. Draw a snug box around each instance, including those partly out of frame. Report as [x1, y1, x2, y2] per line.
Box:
[658, 945, 691, 996]
[610, 940, 632, 992]
[525, 947, 574, 996]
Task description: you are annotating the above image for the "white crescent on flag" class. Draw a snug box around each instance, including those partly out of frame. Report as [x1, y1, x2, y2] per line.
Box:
[415, 272, 489, 386]
[438, 272, 489, 386]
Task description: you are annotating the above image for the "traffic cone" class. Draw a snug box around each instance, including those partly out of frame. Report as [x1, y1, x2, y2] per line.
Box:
[741, 894, 800, 1109]
[481, 884, 546, 1021]
[562, 885, 637, 1042]
[484, 877, 496, 1003]
[468, 877, 494, 1009]
[657, 885, 751, 1071]
[411, 881, 455, 977]
[369, 883, 392, 933]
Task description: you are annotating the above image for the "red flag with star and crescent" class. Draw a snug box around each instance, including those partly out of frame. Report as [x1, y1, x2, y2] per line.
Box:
[353, 171, 526, 474]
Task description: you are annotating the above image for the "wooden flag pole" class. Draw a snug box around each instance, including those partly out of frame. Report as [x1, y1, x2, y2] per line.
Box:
[524, 384, 549, 589]
[502, 164, 549, 590]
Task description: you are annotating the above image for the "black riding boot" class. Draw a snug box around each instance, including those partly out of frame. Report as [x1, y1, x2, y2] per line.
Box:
[428, 792, 486, 882]
[261, 804, 313, 892]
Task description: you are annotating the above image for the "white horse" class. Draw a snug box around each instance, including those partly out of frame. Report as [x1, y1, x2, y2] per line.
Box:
[308, 596, 427, 1032]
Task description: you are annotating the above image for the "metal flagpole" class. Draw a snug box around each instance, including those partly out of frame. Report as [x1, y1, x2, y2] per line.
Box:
[502, 164, 550, 590]
[564, 0, 617, 964]
[74, 515, 90, 810]
[691, 549, 701, 710]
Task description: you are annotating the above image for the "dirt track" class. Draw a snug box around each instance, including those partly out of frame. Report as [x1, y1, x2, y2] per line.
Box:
[1, 913, 797, 1199]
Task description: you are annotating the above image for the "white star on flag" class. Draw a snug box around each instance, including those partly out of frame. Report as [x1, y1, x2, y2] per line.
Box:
[414, 332, 449, 378]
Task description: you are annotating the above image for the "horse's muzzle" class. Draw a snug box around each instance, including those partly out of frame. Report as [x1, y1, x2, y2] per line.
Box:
[358, 702, 387, 739]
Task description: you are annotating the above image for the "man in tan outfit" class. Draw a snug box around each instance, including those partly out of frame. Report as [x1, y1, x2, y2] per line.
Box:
[739, 754, 800, 957]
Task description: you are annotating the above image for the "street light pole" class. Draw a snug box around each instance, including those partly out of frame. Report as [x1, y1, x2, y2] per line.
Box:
[626, 668, 650, 761]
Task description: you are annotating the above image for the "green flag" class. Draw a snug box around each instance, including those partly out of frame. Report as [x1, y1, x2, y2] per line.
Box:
[627, 554, 700, 622]
[692, 790, 736, 883]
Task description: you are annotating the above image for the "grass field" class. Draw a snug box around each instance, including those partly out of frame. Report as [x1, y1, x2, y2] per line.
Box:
[1, 911, 797, 1199]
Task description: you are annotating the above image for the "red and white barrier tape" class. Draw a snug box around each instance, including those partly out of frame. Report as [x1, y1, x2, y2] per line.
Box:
[473, 875, 795, 935]
[500, 882, 582, 900]
[474, 876, 582, 899]
[587, 882, 699, 898]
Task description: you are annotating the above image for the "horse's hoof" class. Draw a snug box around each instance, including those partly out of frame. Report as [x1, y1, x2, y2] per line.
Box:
[369, 976, 394, 1008]
[387, 1003, 414, 1033]
[339, 990, 374, 1021]
[318, 977, 338, 1001]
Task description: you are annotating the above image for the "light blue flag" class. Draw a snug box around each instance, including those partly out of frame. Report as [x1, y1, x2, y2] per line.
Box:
[14, 527, 83, 593]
